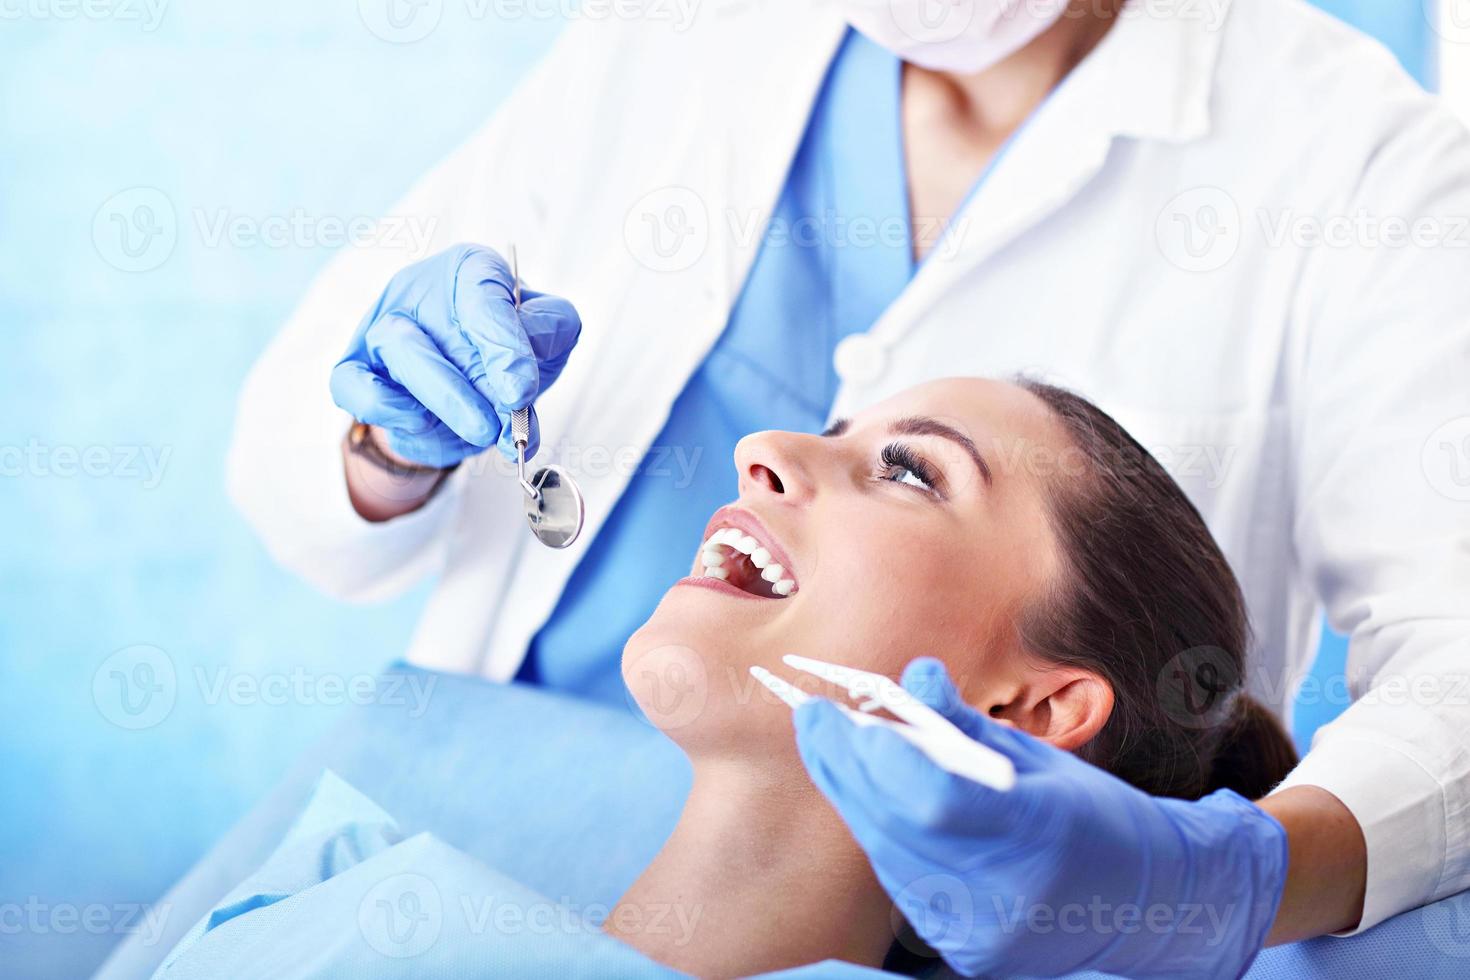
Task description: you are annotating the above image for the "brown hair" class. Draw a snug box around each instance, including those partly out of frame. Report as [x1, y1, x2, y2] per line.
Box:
[1015, 378, 1298, 801]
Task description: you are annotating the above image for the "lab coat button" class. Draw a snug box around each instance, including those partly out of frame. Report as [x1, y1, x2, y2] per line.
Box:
[833, 334, 885, 385]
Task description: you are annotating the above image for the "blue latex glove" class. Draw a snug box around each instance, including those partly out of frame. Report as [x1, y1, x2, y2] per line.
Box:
[330, 244, 581, 467]
[794, 658, 1289, 980]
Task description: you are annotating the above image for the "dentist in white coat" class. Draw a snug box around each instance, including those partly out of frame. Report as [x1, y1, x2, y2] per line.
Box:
[229, 0, 1470, 975]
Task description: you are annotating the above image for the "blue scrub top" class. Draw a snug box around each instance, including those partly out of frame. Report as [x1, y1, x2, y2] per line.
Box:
[519, 31, 1008, 704]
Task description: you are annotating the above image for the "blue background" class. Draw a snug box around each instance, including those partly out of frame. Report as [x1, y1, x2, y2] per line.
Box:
[0, 2, 1434, 977]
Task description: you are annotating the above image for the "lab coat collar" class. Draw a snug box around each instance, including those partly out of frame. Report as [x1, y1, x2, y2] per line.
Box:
[856, 0, 1233, 350]
[702, 1, 1230, 315]
[1089, 0, 1232, 143]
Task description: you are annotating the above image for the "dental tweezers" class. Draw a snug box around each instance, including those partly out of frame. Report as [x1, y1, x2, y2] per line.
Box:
[751, 654, 1017, 791]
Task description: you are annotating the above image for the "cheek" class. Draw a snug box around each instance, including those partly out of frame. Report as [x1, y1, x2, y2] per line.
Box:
[795, 523, 1008, 682]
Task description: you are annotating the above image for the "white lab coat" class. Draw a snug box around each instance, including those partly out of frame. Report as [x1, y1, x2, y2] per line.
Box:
[229, 0, 1470, 934]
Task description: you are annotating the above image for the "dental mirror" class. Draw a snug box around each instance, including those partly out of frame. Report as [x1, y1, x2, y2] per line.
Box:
[521, 462, 585, 549]
[509, 247, 586, 550]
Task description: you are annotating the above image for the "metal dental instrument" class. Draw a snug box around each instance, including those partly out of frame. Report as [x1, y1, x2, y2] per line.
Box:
[509, 247, 585, 550]
[749, 654, 1017, 791]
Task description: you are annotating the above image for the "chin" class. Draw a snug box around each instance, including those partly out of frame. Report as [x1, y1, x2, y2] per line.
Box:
[622, 589, 797, 752]
[621, 596, 725, 741]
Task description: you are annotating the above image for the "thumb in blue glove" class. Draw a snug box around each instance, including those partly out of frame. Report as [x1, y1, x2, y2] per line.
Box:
[794, 657, 1288, 980]
[330, 244, 581, 468]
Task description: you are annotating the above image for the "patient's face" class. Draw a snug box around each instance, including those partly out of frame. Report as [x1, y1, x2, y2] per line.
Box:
[623, 378, 1067, 751]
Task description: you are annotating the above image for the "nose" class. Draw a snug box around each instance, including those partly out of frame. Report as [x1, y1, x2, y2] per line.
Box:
[734, 429, 818, 504]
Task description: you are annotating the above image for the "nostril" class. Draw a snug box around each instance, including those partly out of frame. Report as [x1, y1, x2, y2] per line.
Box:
[749, 463, 784, 494]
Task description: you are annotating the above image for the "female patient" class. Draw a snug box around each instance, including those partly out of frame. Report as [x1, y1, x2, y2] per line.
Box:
[612, 376, 1298, 978]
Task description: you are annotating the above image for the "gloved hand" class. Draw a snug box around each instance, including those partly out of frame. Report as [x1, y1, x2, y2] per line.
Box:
[794, 658, 1288, 980]
[330, 244, 581, 468]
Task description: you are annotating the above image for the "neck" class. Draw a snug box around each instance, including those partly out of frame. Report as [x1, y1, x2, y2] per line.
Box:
[607, 756, 895, 978]
[901, 0, 1123, 260]
[916, 0, 1124, 135]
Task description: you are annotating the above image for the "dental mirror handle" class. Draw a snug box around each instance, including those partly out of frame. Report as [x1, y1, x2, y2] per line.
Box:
[512, 406, 538, 498]
[507, 246, 539, 501]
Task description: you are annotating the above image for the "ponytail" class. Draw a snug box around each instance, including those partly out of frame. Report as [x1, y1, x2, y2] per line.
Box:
[1205, 695, 1299, 800]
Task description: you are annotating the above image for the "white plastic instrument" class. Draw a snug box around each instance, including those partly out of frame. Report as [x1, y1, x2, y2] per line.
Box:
[751, 654, 1016, 791]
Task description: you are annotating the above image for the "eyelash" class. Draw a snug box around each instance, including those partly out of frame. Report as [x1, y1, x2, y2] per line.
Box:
[877, 442, 942, 497]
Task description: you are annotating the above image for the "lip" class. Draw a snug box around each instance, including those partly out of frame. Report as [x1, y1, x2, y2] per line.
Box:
[673, 574, 771, 601]
[685, 504, 801, 592]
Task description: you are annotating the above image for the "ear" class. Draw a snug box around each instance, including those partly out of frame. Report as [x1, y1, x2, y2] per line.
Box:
[984, 666, 1114, 752]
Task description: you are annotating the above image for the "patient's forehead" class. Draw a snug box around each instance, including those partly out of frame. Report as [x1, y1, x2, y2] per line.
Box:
[859, 378, 1067, 477]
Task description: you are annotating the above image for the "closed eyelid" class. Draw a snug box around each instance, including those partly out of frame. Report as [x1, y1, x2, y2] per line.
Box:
[821, 418, 851, 438]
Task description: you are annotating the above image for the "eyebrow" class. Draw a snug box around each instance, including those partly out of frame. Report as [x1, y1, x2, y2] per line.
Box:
[822, 415, 993, 487]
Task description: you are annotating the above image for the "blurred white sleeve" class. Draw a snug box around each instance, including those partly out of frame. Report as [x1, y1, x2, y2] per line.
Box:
[225, 25, 592, 602]
[1277, 100, 1470, 932]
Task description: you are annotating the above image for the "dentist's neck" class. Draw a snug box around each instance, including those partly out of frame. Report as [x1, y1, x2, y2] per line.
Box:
[607, 757, 895, 978]
[903, 0, 1123, 260]
[924, 0, 1124, 133]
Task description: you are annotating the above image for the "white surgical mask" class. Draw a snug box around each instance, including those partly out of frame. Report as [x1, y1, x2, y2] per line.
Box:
[835, 0, 1071, 73]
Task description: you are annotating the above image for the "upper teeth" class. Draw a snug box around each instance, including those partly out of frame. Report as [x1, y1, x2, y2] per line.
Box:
[698, 527, 797, 597]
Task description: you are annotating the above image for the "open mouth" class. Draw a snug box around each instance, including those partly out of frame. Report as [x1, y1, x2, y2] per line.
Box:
[692, 522, 799, 599]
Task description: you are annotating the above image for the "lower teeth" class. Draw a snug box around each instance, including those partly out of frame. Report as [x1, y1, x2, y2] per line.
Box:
[699, 547, 795, 597]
